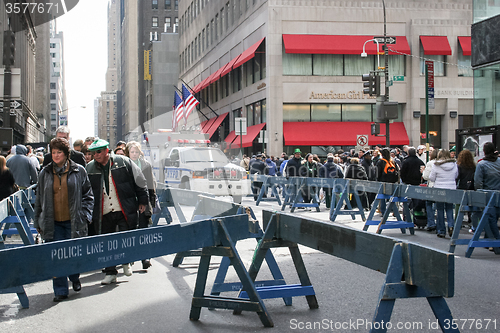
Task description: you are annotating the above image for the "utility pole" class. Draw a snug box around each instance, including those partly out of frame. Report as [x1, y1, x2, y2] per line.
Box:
[2, 30, 15, 130]
[383, 0, 390, 147]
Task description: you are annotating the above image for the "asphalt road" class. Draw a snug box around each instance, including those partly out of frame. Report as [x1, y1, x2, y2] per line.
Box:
[1, 196, 499, 333]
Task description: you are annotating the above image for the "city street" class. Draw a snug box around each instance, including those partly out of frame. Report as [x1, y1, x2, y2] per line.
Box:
[1, 196, 499, 333]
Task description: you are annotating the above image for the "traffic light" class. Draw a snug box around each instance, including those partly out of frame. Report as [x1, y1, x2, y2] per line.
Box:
[376, 101, 399, 121]
[3, 30, 15, 67]
[362, 72, 380, 96]
[371, 123, 380, 136]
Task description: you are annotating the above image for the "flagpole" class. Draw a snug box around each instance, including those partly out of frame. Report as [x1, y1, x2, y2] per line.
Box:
[173, 85, 209, 122]
[180, 79, 218, 118]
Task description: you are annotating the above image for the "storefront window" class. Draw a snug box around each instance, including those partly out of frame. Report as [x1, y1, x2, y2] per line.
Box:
[313, 54, 343, 76]
[344, 54, 375, 76]
[342, 104, 372, 121]
[261, 99, 266, 123]
[388, 55, 405, 77]
[420, 115, 442, 148]
[283, 53, 312, 75]
[254, 102, 261, 125]
[283, 104, 310, 121]
[311, 104, 341, 121]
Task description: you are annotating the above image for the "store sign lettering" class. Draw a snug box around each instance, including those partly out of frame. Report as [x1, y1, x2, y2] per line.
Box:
[309, 90, 376, 100]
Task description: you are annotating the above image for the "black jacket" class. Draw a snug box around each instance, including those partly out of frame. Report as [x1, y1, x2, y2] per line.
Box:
[86, 155, 149, 233]
[319, 160, 344, 179]
[249, 159, 268, 175]
[400, 155, 425, 185]
[344, 164, 368, 181]
[285, 157, 303, 177]
[361, 157, 377, 181]
[457, 165, 475, 190]
[44, 149, 86, 168]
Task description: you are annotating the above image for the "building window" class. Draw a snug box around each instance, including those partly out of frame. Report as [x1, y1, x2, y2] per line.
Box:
[232, 66, 242, 92]
[458, 52, 473, 77]
[344, 54, 375, 76]
[50, 82, 56, 89]
[50, 43, 56, 48]
[202, 29, 205, 51]
[50, 93, 56, 100]
[206, 24, 210, 48]
[313, 54, 343, 76]
[211, 19, 214, 44]
[174, 17, 178, 32]
[152, 0, 158, 9]
[165, 0, 171, 9]
[342, 104, 372, 121]
[311, 104, 341, 121]
[283, 104, 311, 122]
[152, 17, 158, 27]
[51, 103, 56, 111]
[420, 45, 446, 76]
[164, 17, 171, 32]
[175, 0, 178, 10]
[283, 53, 312, 75]
[221, 9, 224, 35]
[215, 15, 218, 40]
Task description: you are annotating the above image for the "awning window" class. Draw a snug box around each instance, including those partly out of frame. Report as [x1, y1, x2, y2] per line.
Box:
[229, 123, 266, 149]
[458, 36, 471, 56]
[283, 122, 409, 146]
[233, 38, 265, 69]
[282, 35, 410, 55]
[420, 36, 452, 56]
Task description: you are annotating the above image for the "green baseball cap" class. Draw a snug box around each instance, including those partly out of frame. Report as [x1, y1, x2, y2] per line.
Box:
[294, 148, 301, 154]
[88, 139, 109, 151]
[450, 145, 456, 152]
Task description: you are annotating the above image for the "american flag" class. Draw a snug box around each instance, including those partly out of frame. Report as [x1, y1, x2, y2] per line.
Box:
[173, 91, 184, 131]
[182, 84, 199, 123]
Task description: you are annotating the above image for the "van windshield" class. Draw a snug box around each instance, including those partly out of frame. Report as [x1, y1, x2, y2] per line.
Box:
[182, 148, 229, 163]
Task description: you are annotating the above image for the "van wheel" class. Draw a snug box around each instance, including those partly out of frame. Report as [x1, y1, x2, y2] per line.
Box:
[180, 178, 190, 190]
[232, 195, 242, 204]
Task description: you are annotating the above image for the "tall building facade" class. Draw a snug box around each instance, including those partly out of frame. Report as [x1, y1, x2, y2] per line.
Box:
[97, 91, 118, 147]
[119, 0, 179, 140]
[179, 0, 473, 157]
[49, 22, 67, 136]
[0, 0, 45, 151]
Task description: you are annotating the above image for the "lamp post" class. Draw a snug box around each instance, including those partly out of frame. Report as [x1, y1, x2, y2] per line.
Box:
[382, 0, 390, 147]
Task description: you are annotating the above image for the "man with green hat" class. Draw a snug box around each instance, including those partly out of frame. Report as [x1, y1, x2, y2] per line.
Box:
[285, 148, 304, 178]
[86, 138, 149, 285]
[450, 145, 456, 159]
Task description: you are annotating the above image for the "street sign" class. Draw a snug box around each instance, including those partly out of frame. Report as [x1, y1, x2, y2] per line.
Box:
[393, 75, 404, 81]
[373, 36, 397, 44]
[59, 115, 68, 126]
[0, 99, 22, 109]
[235, 117, 247, 135]
[426, 61, 435, 109]
[356, 134, 369, 148]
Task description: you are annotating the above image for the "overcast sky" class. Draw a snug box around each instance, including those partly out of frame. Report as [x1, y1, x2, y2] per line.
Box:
[56, 0, 108, 141]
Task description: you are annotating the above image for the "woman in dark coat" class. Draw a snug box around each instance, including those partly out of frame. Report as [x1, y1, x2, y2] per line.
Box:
[300, 153, 319, 203]
[34, 137, 94, 302]
[456, 149, 476, 232]
[344, 157, 369, 209]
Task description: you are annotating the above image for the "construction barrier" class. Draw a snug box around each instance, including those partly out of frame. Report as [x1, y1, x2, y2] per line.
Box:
[261, 210, 458, 333]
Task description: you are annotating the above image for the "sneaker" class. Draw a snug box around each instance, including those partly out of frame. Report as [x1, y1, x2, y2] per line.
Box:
[448, 227, 454, 237]
[437, 233, 446, 238]
[101, 275, 117, 285]
[122, 264, 132, 276]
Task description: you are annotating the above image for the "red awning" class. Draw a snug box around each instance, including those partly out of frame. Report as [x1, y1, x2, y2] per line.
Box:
[204, 113, 228, 138]
[282, 35, 411, 55]
[192, 82, 203, 94]
[224, 131, 237, 146]
[230, 123, 266, 149]
[210, 64, 230, 84]
[200, 73, 217, 90]
[200, 119, 209, 131]
[221, 54, 241, 77]
[420, 36, 452, 55]
[201, 117, 217, 133]
[458, 36, 471, 56]
[283, 122, 409, 146]
[233, 38, 265, 69]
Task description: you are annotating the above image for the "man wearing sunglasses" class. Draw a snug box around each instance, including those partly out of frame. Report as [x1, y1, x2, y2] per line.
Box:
[86, 139, 149, 285]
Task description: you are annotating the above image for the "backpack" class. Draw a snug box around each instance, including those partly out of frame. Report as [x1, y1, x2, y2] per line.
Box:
[382, 158, 399, 183]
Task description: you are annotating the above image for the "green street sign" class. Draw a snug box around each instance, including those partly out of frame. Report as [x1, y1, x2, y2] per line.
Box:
[393, 75, 404, 82]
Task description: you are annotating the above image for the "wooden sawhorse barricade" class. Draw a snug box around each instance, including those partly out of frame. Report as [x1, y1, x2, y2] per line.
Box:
[254, 174, 287, 206]
[363, 183, 414, 235]
[0, 214, 277, 327]
[262, 210, 459, 333]
[329, 178, 366, 223]
[281, 177, 320, 212]
[449, 190, 500, 257]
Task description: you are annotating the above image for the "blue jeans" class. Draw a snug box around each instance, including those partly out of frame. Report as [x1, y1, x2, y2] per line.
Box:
[436, 202, 454, 235]
[484, 206, 500, 240]
[426, 201, 436, 228]
[51, 221, 80, 296]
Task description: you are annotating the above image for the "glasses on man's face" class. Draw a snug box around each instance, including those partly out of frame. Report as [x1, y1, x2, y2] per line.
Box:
[94, 149, 103, 154]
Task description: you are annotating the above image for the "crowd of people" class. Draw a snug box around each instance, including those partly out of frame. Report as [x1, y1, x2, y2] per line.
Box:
[235, 144, 500, 244]
[1, 126, 500, 300]
[0, 126, 157, 302]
